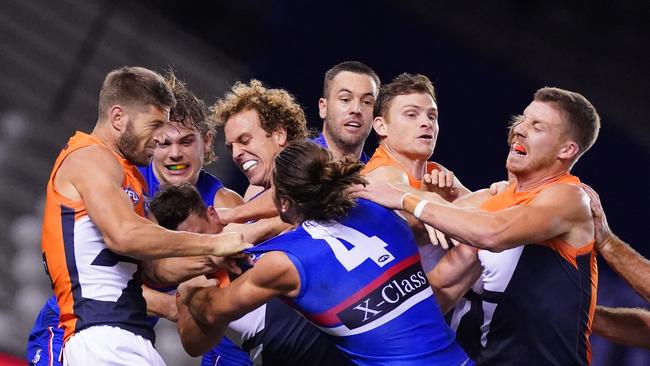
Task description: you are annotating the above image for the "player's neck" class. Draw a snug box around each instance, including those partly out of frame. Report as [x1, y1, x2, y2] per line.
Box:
[380, 143, 427, 181]
[322, 131, 363, 161]
[514, 168, 570, 192]
[91, 123, 127, 160]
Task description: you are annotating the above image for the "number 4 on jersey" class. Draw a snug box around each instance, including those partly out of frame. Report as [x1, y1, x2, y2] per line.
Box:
[303, 222, 395, 271]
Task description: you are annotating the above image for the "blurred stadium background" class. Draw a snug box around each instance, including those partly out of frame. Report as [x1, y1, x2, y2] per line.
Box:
[0, 1, 647, 365]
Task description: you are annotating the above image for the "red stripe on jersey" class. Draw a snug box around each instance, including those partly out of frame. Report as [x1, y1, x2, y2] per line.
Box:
[307, 254, 421, 326]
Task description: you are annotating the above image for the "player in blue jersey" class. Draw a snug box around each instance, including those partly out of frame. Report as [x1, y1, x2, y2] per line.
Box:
[176, 140, 472, 366]
[149, 183, 352, 365]
[217, 61, 380, 224]
[197, 79, 353, 365]
[27, 71, 250, 366]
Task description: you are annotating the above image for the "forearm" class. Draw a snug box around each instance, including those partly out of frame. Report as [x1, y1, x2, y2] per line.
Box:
[177, 302, 223, 356]
[106, 216, 219, 259]
[146, 256, 219, 285]
[224, 217, 290, 244]
[143, 285, 178, 322]
[402, 194, 509, 251]
[428, 245, 482, 313]
[598, 235, 650, 303]
[223, 190, 278, 224]
[593, 305, 650, 349]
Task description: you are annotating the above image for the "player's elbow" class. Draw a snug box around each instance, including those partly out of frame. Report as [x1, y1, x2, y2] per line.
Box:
[474, 225, 510, 252]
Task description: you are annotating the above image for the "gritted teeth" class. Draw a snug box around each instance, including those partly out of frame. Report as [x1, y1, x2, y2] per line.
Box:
[166, 164, 189, 170]
[242, 160, 258, 172]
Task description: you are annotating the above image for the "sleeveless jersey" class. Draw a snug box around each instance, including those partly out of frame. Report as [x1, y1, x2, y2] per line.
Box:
[474, 173, 597, 365]
[362, 145, 440, 188]
[246, 199, 470, 366]
[138, 165, 224, 205]
[41, 131, 152, 343]
[312, 132, 370, 163]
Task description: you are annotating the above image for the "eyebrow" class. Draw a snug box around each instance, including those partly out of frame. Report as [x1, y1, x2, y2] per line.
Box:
[401, 104, 438, 112]
[336, 88, 375, 98]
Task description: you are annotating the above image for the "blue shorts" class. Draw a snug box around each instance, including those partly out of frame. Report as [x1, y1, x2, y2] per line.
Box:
[201, 337, 252, 366]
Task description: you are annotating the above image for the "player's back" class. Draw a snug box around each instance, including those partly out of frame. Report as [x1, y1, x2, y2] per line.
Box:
[248, 199, 470, 366]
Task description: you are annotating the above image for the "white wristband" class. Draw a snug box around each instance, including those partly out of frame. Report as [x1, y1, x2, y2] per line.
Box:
[400, 193, 411, 210]
[413, 200, 428, 219]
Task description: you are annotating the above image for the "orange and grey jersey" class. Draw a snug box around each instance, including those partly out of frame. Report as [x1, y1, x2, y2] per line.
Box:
[474, 173, 597, 365]
[41, 131, 153, 344]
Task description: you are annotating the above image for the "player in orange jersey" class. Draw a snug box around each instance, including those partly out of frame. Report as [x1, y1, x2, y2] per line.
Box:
[41, 66, 249, 365]
[358, 86, 601, 365]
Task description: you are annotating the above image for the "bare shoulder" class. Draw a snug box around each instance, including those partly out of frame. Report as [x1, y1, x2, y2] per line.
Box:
[213, 187, 244, 208]
[365, 166, 409, 185]
[535, 183, 592, 220]
[55, 144, 124, 199]
[249, 251, 301, 298]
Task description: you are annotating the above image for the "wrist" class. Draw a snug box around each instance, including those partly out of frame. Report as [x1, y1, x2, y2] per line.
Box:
[402, 194, 428, 219]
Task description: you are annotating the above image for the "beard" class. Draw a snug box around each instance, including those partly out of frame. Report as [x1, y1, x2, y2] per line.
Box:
[118, 122, 151, 166]
[324, 119, 367, 149]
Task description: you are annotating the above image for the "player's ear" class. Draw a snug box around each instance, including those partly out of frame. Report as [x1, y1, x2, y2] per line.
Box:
[108, 105, 128, 132]
[273, 128, 288, 147]
[318, 97, 328, 120]
[373, 116, 388, 138]
[558, 140, 579, 161]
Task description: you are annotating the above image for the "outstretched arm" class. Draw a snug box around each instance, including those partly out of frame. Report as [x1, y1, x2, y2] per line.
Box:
[357, 180, 593, 252]
[176, 251, 300, 356]
[582, 185, 650, 302]
[593, 305, 650, 349]
[56, 146, 250, 259]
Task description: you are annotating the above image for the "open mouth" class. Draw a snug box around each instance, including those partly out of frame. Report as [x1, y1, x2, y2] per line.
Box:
[242, 160, 258, 172]
[344, 121, 362, 129]
[166, 163, 189, 171]
[418, 134, 433, 140]
[511, 142, 527, 155]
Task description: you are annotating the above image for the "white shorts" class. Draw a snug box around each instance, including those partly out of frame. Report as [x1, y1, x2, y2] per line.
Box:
[62, 325, 165, 366]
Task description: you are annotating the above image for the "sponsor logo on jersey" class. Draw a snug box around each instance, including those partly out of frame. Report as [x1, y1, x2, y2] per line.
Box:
[337, 262, 428, 329]
[124, 187, 140, 205]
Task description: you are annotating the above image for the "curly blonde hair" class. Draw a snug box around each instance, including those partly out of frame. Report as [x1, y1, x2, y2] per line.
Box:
[211, 79, 308, 142]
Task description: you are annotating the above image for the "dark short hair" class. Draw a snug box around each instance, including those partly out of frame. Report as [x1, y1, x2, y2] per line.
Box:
[323, 61, 380, 98]
[273, 140, 366, 222]
[149, 183, 207, 230]
[98, 66, 175, 120]
[373, 73, 436, 118]
[164, 72, 215, 164]
[212, 79, 308, 143]
[534, 87, 600, 157]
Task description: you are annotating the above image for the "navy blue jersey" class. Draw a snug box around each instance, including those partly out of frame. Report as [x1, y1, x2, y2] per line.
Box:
[247, 199, 470, 366]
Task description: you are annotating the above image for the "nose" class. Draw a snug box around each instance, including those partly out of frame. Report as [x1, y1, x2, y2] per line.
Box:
[169, 143, 182, 160]
[231, 143, 243, 160]
[512, 121, 527, 138]
[350, 99, 362, 114]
